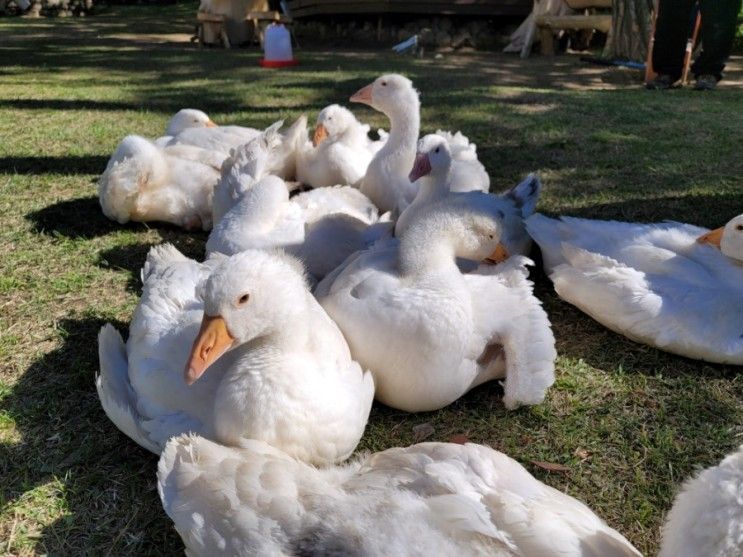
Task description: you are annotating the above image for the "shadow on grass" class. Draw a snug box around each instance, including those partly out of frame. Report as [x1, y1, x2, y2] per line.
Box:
[0, 317, 182, 554]
[26, 196, 123, 238]
[25, 196, 213, 241]
[98, 234, 207, 294]
[0, 155, 109, 175]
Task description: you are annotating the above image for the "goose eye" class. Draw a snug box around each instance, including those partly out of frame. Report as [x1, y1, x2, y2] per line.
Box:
[435, 147, 440, 153]
[488, 234, 494, 239]
[736, 224, 743, 231]
[237, 293, 250, 305]
[381, 81, 387, 86]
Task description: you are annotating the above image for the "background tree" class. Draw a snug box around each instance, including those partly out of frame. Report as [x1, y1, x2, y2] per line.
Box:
[604, 0, 655, 60]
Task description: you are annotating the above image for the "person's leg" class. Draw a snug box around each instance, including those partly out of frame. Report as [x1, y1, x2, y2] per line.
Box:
[693, 0, 743, 81]
[653, 0, 696, 81]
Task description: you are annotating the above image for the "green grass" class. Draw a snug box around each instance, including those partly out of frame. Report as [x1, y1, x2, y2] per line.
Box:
[1, 3, 742, 555]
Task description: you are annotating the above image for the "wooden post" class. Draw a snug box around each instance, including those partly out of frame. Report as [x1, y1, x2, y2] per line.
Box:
[681, 10, 701, 85]
[644, 3, 658, 82]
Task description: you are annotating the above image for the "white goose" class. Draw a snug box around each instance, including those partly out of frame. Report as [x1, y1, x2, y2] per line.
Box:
[659, 445, 743, 557]
[211, 121, 287, 225]
[526, 213, 743, 364]
[206, 130, 389, 280]
[98, 134, 223, 230]
[398, 134, 541, 259]
[350, 74, 489, 213]
[296, 104, 386, 189]
[158, 436, 641, 557]
[157, 108, 261, 155]
[316, 203, 556, 412]
[96, 246, 374, 464]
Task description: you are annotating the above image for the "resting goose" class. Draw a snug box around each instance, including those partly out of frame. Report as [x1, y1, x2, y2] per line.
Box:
[350, 74, 489, 213]
[96, 246, 374, 464]
[398, 134, 541, 259]
[659, 445, 743, 557]
[526, 213, 743, 364]
[316, 202, 556, 412]
[296, 104, 386, 188]
[98, 134, 223, 230]
[158, 436, 641, 557]
[206, 130, 389, 280]
[157, 108, 261, 155]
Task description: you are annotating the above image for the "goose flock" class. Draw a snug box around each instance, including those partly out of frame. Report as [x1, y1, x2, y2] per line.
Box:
[96, 73, 742, 556]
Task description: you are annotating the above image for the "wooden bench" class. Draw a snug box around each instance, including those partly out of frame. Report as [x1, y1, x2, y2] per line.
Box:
[246, 10, 293, 45]
[536, 0, 611, 56]
[195, 11, 231, 48]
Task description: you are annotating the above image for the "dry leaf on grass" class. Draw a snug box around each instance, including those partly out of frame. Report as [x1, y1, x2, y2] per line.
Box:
[412, 422, 435, 441]
[531, 460, 571, 473]
[448, 434, 470, 444]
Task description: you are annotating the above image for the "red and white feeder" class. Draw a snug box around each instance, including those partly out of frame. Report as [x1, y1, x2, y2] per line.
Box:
[259, 23, 298, 68]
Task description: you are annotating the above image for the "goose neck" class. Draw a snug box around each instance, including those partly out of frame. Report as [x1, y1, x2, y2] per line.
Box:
[385, 103, 420, 154]
[398, 224, 458, 278]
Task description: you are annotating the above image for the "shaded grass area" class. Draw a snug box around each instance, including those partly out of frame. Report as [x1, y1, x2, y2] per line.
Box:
[1, 3, 742, 555]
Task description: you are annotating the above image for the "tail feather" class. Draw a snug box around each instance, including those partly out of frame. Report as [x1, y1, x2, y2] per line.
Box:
[507, 174, 542, 217]
[141, 243, 188, 284]
[283, 114, 308, 147]
[96, 324, 159, 454]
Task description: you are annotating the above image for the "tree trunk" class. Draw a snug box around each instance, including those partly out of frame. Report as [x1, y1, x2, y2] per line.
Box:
[603, 0, 655, 61]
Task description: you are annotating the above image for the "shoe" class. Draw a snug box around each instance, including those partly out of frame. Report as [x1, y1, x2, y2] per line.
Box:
[645, 74, 676, 90]
[694, 74, 718, 91]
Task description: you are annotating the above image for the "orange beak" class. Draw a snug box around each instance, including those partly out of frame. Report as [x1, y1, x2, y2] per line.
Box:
[484, 243, 510, 264]
[184, 315, 235, 385]
[206, 119, 218, 128]
[313, 123, 329, 147]
[350, 83, 374, 106]
[697, 226, 723, 248]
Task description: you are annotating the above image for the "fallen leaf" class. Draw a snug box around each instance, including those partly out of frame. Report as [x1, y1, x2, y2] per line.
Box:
[531, 460, 570, 473]
[448, 434, 470, 445]
[412, 422, 435, 441]
[574, 448, 592, 461]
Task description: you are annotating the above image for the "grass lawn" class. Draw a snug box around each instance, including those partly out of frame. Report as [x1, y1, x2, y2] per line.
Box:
[1, 3, 742, 555]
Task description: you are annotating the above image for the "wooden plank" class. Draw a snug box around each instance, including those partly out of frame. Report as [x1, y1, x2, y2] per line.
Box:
[536, 14, 612, 33]
[197, 11, 226, 22]
[565, 0, 611, 8]
[287, 0, 531, 18]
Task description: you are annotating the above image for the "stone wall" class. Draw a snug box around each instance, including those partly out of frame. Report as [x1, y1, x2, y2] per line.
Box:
[293, 16, 517, 51]
[1, 0, 93, 16]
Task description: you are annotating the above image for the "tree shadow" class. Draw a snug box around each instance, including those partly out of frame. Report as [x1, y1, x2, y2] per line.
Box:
[0, 155, 109, 175]
[98, 234, 207, 294]
[0, 99, 145, 112]
[567, 192, 743, 226]
[0, 317, 182, 554]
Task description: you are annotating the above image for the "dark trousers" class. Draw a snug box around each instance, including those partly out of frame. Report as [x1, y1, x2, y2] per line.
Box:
[653, 0, 742, 81]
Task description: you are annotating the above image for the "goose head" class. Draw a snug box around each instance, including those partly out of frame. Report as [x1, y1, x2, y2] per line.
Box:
[409, 134, 452, 183]
[399, 204, 507, 276]
[313, 104, 359, 146]
[350, 74, 419, 117]
[184, 251, 308, 385]
[166, 109, 217, 136]
[697, 214, 743, 262]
